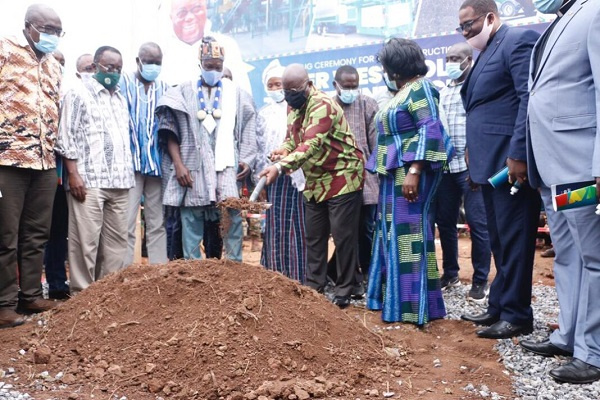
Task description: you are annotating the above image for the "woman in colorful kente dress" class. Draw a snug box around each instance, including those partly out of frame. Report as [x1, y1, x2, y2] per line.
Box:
[255, 60, 307, 283]
[366, 38, 454, 325]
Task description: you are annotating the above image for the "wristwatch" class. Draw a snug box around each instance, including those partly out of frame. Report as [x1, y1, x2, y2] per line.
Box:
[408, 166, 421, 175]
[274, 163, 283, 175]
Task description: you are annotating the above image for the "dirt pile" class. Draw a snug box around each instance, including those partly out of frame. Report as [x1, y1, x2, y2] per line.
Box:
[6, 260, 408, 399]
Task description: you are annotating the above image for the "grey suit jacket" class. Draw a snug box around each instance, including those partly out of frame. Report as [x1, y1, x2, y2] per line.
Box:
[526, 0, 600, 188]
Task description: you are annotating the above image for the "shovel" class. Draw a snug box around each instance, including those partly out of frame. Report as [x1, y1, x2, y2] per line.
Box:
[248, 176, 272, 209]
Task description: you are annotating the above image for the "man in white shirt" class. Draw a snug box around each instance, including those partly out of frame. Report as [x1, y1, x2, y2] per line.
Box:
[57, 46, 134, 293]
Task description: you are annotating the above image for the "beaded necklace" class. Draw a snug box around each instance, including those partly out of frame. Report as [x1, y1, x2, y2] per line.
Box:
[196, 78, 223, 120]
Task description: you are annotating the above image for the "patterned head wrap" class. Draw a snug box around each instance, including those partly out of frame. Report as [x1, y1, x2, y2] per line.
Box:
[199, 36, 225, 61]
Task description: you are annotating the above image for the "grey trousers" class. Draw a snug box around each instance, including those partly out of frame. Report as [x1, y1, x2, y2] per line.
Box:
[542, 187, 600, 368]
[0, 166, 56, 307]
[125, 173, 167, 265]
[67, 188, 129, 293]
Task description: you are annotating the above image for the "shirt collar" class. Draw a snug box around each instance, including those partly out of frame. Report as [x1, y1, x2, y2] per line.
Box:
[89, 77, 121, 96]
[558, 0, 576, 16]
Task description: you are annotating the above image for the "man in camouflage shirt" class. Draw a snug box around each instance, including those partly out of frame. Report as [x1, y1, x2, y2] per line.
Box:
[261, 64, 364, 308]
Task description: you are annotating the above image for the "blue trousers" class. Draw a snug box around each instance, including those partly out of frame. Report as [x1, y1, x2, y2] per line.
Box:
[180, 206, 242, 261]
[434, 170, 491, 283]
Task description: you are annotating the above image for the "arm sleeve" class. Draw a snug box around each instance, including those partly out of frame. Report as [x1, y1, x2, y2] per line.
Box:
[237, 88, 258, 169]
[56, 90, 84, 160]
[404, 81, 450, 164]
[253, 111, 269, 181]
[365, 97, 379, 156]
[589, 9, 600, 177]
[507, 29, 540, 160]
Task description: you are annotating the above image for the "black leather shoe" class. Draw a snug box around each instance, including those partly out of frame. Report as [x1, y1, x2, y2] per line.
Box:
[477, 320, 533, 339]
[461, 312, 499, 326]
[520, 339, 573, 357]
[332, 296, 351, 309]
[550, 359, 600, 384]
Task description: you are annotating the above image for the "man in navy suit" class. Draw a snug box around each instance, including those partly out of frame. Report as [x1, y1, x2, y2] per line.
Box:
[457, 0, 541, 339]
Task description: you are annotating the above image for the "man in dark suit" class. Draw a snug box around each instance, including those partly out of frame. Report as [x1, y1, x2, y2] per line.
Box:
[457, 0, 541, 339]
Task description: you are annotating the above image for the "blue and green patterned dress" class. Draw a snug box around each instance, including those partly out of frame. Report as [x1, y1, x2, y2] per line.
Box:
[366, 78, 454, 325]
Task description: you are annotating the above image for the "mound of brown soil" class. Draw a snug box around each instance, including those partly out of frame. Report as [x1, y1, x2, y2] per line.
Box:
[6, 260, 408, 399]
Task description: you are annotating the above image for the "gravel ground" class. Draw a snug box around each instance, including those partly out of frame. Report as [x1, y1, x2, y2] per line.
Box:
[2, 283, 599, 399]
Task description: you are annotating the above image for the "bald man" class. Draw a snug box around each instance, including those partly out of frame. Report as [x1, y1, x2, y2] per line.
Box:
[121, 42, 169, 266]
[75, 53, 94, 80]
[434, 42, 491, 302]
[0, 4, 64, 328]
[260, 64, 364, 308]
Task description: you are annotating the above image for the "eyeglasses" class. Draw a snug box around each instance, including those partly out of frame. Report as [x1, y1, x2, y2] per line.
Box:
[175, 5, 206, 19]
[283, 81, 309, 95]
[456, 14, 485, 34]
[97, 63, 122, 74]
[81, 65, 95, 73]
[26, 21, 65, 37]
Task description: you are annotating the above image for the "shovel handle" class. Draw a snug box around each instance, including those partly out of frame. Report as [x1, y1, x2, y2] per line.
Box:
[249, 176, 267, 202]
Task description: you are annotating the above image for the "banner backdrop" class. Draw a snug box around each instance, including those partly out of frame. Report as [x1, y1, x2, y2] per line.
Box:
[247, 22, 549, 108]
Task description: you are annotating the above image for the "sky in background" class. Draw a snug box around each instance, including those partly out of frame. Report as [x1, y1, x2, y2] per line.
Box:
[0, 0, 179, 89]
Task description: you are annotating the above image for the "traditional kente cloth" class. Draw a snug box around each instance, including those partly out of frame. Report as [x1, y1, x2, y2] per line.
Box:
[261, 174, 306, 283]
[366, 78, 453, 325]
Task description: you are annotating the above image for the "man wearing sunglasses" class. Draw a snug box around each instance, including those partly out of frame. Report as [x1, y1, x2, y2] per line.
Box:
[457, 0, 541, 339]
[0, 4, 64, 329]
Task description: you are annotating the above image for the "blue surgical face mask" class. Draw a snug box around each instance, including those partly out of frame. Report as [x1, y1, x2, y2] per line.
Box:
[533, 0, 564, 14]
[383, 72, 398, 91]
[33, 32, 59, 54]
[139, 63, 161, 81]
[446, 58, 469, 80]
[267, 89, 285, 103]
[339, 88, 359, 104]
[201, 67, 223, 86]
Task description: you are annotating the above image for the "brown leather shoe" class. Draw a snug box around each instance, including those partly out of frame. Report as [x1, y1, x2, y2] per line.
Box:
[0, 307, 26, 329]
[17, 298, 59, 314]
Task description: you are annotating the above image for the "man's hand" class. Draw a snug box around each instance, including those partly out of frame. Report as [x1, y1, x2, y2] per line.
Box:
[466, 174, 480, 191]
[506, 158, 528, 185]
[174, 162, 193, 187]
[237, 162, 250, 181]
[68, 172, 87, 203]
[259, 165, 280, 185]
[269, 148, 289, 161]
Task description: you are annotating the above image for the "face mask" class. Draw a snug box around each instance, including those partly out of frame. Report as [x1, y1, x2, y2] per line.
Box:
[383, 72, 398, 91]
[201, 68, 223, 86]
[77, 72, 93, 82]
[339, 88, 359, 104]
[94, 71, 121, 90]
[446, 58, 469, 80]
[267, 89, 285, 103]
[467, 13, 494, 51]
[284, 89, 308, 110]
[533, 0, 563, 14]
[139, 63, 161, 82]
[33, 32, 59, 54]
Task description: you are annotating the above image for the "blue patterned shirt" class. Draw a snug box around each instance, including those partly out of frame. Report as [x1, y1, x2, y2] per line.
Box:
[120, 72, 169, 177]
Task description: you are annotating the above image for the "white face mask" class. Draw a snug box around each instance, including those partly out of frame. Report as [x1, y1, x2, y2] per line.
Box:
[267, 88, 285, 103]
[467, 13, 494, 51]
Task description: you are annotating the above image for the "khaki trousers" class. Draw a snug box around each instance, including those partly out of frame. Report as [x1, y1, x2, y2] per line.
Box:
[67, 188, 129, 293]
[125, 173, 167, 265]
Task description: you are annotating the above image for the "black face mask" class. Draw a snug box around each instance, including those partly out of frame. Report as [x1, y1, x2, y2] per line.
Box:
[285, 89, 308, 109]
